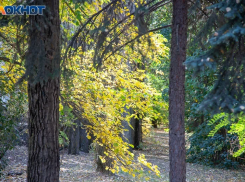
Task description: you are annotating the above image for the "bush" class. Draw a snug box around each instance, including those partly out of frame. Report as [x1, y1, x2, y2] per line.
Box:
[187, 122, 241, 169]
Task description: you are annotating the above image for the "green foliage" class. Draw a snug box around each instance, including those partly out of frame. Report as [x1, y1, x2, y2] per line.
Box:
[185, 0, 245, 114]
[208, 112, 229, 137]
[59, 131, 70, 147]
[188, 111, 245, 168]
[187, 122, 240, 169]
[229, 113, 245, 157]
[208, 112, 245, 157]
[148, 58, 169, 127]
[0, 89, 27, 173]
[60, 104, 75, 127]
[185, 68, 215, 132]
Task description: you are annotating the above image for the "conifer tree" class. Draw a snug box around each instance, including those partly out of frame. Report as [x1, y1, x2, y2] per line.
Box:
[185, 0, 245, 114]
[169, 0, 188, 181]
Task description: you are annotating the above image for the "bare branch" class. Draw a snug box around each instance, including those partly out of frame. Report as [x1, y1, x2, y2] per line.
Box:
[103, 24, 171, 62]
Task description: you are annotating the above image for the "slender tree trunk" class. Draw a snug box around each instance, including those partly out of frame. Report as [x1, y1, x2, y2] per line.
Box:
[133, 116, 142, 149]
[169, 0, 187, 181]
[27, 0, 60, 181]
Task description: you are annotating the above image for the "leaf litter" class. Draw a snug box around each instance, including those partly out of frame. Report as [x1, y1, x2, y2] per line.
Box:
[1, 128, 245, 182]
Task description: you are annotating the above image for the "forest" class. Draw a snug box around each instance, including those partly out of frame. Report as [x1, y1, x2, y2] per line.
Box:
[0, 0, 245, 181]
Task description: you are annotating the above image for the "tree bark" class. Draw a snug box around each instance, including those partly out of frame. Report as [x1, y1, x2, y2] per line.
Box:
[169, 0, 187, 182]
[27, 0, 60, 181]
[121, 108, 142, 151]
[96, 141, 114, 175]
[121, 107, 134, 152]
[133, 116, 142, 149]
[80, 126, 92, 153]
[68, 119, 80, 155]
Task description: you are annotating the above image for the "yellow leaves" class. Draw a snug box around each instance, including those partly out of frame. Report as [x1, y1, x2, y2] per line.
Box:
[110, 168, 116, 173]
[149, 32, 154, 36]
[102, 138, 106, 144]
[59, 11, 166, 179]
[121, 166, 128, 172]
[104, 151, 109, 156]
[156, 70, 164, 75]
[138, 154, 161, 177]
[99, 156, 106, 163]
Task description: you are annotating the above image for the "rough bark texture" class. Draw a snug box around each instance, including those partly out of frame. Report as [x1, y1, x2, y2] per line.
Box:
[27, 0, 60, 181]
[169, 0, 188, 182]
[68, 119, 80, 155]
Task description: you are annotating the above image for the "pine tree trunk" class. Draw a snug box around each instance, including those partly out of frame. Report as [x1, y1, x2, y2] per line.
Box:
[169, 0, 187, 181]
[27, 0, 60, 181]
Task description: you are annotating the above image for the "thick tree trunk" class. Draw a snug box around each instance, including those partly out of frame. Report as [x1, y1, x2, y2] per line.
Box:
[27, 0, 60, 181]
[68, 119, 80, 155]
[169, 0, 188, 182]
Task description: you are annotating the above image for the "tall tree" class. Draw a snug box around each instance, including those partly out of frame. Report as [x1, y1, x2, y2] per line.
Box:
[169, 0, 188, 181]
[26, 0, 60, 181]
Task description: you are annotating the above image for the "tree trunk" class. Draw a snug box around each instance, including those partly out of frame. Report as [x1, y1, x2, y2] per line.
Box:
[121, 107, 134, 152]
[169, 0, 187, 182]
[133, 116, 142, 149]
[68, 119, 80, 155]
[27, 0, 60, 181]
[121, 108, 142, 151]
[96, 141, 114, 175]
[80, 122, 93, 153]
[152, 119, 158, 128]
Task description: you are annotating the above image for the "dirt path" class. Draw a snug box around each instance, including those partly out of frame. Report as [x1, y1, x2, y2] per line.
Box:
[1, 128, 245, 181]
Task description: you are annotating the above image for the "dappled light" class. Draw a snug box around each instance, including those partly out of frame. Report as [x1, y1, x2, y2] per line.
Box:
[1, 0, 245, 181]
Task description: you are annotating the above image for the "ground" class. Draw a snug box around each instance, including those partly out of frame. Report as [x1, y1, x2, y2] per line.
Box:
[1, 128, 245, 182]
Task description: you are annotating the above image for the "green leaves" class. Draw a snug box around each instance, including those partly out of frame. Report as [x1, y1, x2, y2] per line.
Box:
[208, 113, 228, 137]
[59, 131, 69, 147]
[208, 112, 245, 157]
[228, 113, 245, 157]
